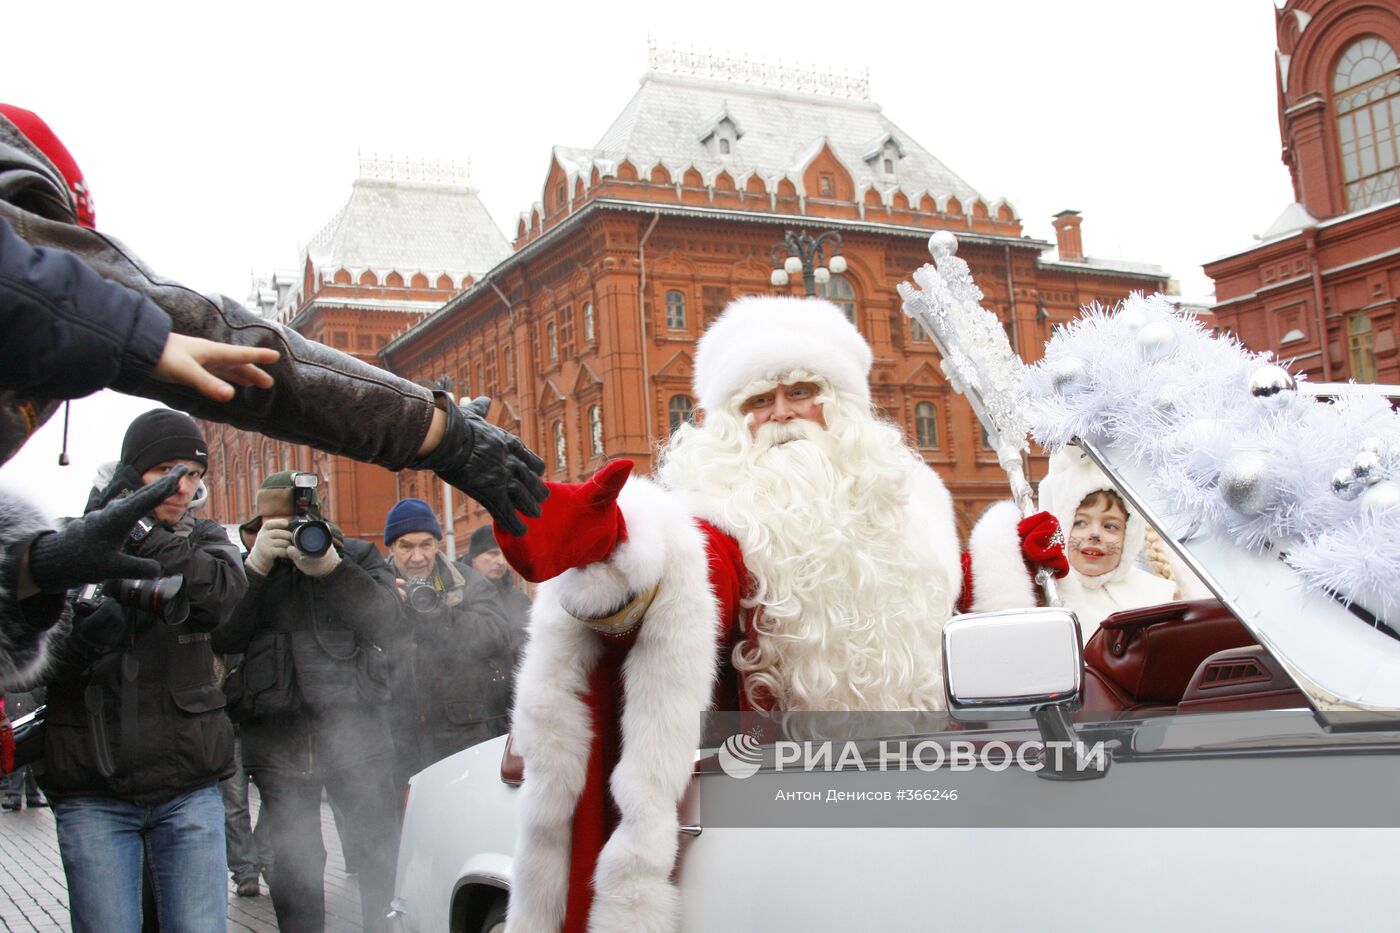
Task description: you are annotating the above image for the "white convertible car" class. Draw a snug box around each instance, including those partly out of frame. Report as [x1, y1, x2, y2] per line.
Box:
[390, 381, 1400, 933]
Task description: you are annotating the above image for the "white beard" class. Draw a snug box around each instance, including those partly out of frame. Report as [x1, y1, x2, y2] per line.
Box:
[658, 390, 955, 711]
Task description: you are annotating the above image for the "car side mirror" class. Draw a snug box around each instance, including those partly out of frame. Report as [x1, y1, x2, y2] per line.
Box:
[942, 607, 1084, 721]
[943, 607, 1110, 781]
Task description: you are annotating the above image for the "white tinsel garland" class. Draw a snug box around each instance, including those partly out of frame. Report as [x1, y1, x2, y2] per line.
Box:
[1023, 293, 1400, 625]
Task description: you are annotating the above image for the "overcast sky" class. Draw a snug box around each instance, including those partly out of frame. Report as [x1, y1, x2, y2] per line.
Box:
[3, 0, 1293, 519]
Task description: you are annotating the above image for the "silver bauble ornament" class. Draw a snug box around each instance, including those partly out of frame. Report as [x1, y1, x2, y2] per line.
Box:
[1247, 364, 1297, 403]
[928, 231, 958, 258]
[1218, 452, 1274, 515]
[1360, 480, 1400, 515]
[1117, 305, 1148, 332]
[1351, 450, 1383, 484]
[1332, 467, 1364, 501]
[1050, 355, 1089, 394]
[1137, 322, 1179, 362]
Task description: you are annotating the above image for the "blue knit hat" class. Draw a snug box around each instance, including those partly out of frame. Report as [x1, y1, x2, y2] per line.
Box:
[384, 498, 442, 545]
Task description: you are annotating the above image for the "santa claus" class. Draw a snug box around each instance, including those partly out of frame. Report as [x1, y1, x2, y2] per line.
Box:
[497, 296, 1066, 933]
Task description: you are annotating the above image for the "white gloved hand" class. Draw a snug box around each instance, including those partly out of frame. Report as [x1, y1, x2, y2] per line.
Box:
[246, 519, 293, 577]
[288, 544, 341, 579]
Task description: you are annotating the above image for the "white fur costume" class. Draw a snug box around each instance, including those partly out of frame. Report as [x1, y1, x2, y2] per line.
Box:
[1037, 446, 1178, 639]
[507, 297, 1034, 933]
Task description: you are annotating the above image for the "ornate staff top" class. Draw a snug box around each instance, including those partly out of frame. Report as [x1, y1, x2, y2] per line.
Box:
[897, 232, 1057, 604]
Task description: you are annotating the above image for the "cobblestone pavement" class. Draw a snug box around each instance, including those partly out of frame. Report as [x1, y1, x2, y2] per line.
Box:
[0, 788, 367, 932]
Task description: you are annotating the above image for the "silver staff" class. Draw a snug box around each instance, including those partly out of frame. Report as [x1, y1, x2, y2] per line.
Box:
[897, 231, 1061, 606]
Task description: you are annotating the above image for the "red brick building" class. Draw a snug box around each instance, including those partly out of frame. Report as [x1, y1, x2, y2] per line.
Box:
[379, 49, 1166, 543]
[200, 158, 510, 542]
[1205, 0, 1399, 383]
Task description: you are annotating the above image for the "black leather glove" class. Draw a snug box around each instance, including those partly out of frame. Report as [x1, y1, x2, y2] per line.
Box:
[26, 467, 186, 593]
[412, 394, 548, 537]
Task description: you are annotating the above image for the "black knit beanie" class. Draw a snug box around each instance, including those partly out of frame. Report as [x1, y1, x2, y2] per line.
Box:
[121, 409, 208, 475]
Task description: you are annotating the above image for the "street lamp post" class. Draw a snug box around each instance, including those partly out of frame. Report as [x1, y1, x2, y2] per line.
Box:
[429, 375, 458, 561]
[770, 229, 847, 296]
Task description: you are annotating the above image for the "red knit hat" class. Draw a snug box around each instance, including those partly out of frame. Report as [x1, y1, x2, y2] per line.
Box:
[0, 104, 96, 228]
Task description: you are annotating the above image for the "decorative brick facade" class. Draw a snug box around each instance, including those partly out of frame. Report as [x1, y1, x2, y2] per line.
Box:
[204, 54, 1166, 550]
[1205, 0, 1399, 384]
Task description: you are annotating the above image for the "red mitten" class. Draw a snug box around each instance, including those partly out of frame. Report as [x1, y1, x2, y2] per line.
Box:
[956, 551, 974, 614]
[495, 459, 633, 583]
[1017, 511, 1069, 579]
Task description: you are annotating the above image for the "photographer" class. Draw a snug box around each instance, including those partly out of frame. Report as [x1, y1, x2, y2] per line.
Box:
[2, 102, 546, 688]
[40, 409, 245, 933]
[213, 471, 400, 933]
[380, 499, 521, 794]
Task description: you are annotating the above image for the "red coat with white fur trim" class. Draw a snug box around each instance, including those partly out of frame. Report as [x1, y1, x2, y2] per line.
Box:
[504, 478, 1034, 933]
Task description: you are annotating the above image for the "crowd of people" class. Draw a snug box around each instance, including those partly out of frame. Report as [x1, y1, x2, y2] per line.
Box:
[0, 100, 1188, 933]
[0, 104, 547, 932]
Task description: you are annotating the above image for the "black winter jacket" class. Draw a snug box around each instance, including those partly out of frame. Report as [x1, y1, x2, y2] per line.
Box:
[0, 215, 169, 401]
[0, 212, 171, 690]
[213, 539, 399, 775]
[384, 555, 522, 771]
[40, 515, 245, 805]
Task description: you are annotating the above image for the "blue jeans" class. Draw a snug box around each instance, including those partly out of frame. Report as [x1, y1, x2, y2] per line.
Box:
[53, 782, 227, 933]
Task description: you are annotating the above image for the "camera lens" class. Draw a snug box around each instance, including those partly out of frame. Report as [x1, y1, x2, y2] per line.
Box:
[112, 575, 189, 626]
[293, 521, 332, 558]
[406, 580, 440, 613]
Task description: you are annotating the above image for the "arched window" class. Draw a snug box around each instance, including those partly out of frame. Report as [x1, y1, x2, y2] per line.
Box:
[1334, 37, 1400, 210]
[234, 458, 246, 521]
[668, 395, 694, 433]
[1348, 312, 1377, 382]
[547, 322, 558, 361]
[915, 402, 939, 449]
[910, 317, 929, 343]
[665, 290, 687, 330]
[589, 405, 604, 456]
[583, 302, 595, 342]
[818, 274, 857, 328]
[553, 420, 567, 473]
[246, 452, 258, 517]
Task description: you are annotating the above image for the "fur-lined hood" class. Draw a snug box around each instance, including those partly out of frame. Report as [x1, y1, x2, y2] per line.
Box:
[1037, 445, 1144, 589]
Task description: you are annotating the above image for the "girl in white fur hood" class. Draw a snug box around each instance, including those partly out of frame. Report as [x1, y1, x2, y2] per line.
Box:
[1038, 446, 1179, 643]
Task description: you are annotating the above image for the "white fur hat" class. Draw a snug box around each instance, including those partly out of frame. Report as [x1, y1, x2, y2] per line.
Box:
[693, 296, 873, 413]
[1037, 446, 1145, 585]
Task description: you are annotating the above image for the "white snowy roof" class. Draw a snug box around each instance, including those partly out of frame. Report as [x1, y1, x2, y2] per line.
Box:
[552, 61, 987, 208]
[305, 166, 509, 278]
[1037, 247, 1165, 279]
[1262, 201, 1319, 239]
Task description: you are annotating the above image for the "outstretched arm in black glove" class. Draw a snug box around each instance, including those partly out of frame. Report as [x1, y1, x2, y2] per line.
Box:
[411, 394, 549, 538]
[20, 466, 186, 597]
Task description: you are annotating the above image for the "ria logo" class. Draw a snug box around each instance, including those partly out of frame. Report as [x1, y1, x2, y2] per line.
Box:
[717, 732, 764, 780]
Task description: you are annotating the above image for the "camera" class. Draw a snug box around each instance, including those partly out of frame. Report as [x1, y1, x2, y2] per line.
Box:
[287, 472, 332, 558]
[74, 574, 189, 626]
[404, 578, 441, 613]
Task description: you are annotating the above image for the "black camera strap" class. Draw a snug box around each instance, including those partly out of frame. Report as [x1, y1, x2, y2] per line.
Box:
[82, 686, 116, 778]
